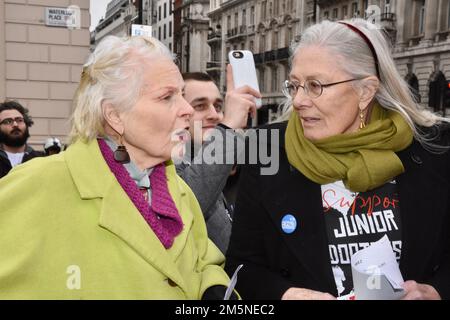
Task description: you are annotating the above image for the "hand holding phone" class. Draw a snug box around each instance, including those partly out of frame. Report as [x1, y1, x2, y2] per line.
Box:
[221, 51, 262, 129]
[228, 50, 262, 108]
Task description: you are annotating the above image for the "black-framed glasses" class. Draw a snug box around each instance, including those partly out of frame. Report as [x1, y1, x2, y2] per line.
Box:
[282, 78, 365, 99]
[0, 117, 25, 126]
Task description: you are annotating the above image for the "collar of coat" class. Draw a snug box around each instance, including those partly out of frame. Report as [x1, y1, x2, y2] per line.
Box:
[65, 139, 192, 291]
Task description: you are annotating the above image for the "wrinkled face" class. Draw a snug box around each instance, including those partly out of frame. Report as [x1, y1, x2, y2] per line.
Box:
[183, 80, 224, 143]
[119, 57, 193, 168]
[290, 46, 361, 141]
[0, 109, 29, 147]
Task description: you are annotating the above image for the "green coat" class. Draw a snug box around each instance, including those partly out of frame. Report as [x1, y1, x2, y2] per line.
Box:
[0, 139, 231, 299]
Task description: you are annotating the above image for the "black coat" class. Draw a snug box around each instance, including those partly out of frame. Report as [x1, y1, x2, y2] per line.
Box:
[0, 146, 44, 179]
[225, 122, 450, 299]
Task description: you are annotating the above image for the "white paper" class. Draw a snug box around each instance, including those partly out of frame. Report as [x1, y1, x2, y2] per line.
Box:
[350, 235, 405, 300]
[224, 264, 243, 300]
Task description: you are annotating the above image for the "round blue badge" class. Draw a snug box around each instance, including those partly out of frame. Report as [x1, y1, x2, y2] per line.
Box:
[281, 214, 297, 234]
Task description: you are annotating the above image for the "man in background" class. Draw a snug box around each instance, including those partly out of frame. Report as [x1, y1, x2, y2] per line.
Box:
[177, 68, 260, 253]
[0, 101, 44, 178]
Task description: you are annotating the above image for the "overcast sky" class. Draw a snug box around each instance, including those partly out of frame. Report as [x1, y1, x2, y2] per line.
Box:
[90, 0, 111, 31]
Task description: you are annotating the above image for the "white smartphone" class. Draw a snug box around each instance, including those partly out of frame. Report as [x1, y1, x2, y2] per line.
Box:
[228, 50, 262, 108]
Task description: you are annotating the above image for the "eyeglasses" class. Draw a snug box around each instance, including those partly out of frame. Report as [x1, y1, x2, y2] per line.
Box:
[282, 78, 365, 99]
[0, 117, 25, 126]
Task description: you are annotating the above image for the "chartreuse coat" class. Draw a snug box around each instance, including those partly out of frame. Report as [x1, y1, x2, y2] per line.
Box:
[0, 139, 231, 299]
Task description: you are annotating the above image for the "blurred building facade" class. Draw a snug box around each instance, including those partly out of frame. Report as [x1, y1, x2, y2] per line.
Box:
[94, 0, 139, 44]
[317, 0, 450, 115]
[0, 0, 91, 148]
[151, 0, 174, 51]
[207, 0, 309, 124]
[173, 0, 211, 72]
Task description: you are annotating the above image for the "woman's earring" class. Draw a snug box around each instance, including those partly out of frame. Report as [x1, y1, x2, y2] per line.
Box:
[114, 134, 130, 164]
[359, 109, 366, 130]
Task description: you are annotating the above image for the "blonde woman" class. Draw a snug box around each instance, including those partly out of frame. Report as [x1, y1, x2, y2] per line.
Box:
[0, 36, 234, 299]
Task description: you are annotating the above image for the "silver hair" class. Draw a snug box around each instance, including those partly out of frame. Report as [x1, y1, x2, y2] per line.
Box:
[69, 35, 174, 143]
[277, 19, 450, 151]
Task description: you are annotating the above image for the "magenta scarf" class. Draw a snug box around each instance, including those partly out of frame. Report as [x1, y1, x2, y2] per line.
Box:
[98, 139, 183, 248]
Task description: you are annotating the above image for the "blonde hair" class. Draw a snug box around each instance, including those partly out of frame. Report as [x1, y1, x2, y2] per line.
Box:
[278, 19, 450, 150]
[69, 35, 174, 143]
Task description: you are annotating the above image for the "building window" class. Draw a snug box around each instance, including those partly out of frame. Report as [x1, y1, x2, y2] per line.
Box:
[262, 1, 267, 20]
[241, 42, 245, 50]
[332, 8, 338, 20]
[351, 2, 358, 17]
[385, 0, 391, 13]
[164, 3, 167, 18]
[343, 5, 348, 18]
[164, 24, 166, 39]
[251, 6, 255, 25]
[169, 43, 172, 51]
[418, 0, 425, 35]
[159, 5, 161, 21]
[260, 68, 265, 92]
[227, 15, 231, 31]
[286, 27, 292, 46]
[242, 9, 246, 25]
[158, 26, 161, 40]
[272, 31, 278, 50]
[250, 40, 254, 52]
[235, 12, 238, 28]
[260, 34, 266, 52]
[274, 0, 279, 16]
[272, 67, 278, 92]
[363, 0, 369, 12]
[169, 21, 172, 37]
[324, 11, 329, 20]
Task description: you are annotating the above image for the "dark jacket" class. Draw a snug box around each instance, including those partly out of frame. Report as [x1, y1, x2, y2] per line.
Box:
[0, 145, 44, 179]
[176, 125, 245, 254]
[225, 121, 450, 300]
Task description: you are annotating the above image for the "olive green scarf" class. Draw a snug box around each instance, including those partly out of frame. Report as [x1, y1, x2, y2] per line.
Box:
[285, 104, 414, 192]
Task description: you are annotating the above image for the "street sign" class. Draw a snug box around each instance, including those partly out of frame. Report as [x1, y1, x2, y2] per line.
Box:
[131, 24, 152, 37]
[45, 6, 80, 29]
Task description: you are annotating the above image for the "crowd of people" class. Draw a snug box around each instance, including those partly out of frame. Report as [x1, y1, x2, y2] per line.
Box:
[0, 18, 449, 300]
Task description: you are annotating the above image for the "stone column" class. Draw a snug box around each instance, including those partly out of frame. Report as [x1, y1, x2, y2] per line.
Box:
[424, 0, 439, 41]
[395, 0, 408, 47]
[436, 0, 444, 32]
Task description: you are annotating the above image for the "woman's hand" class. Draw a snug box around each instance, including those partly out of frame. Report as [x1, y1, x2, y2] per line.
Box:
[281, 287, 336, 300]
[401, 280, 441, 300]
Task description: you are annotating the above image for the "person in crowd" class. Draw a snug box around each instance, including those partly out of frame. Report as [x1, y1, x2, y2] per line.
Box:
[225, 19, 450, 300]
[177, 71, 260, 253]
[43, 137, 63, 156]
[0, 101, 44, 178]
[0, 35, 234, 299]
